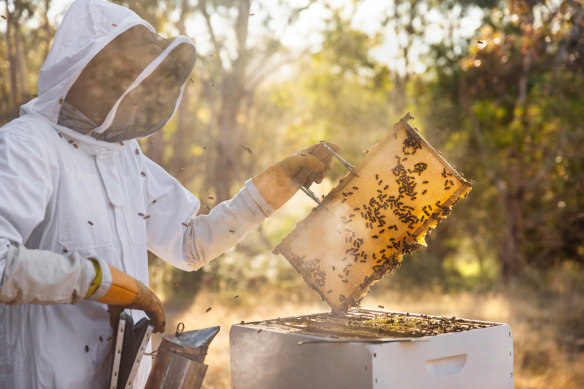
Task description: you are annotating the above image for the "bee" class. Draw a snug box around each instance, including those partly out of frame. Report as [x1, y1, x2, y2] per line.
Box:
[85, 345, 89, 352]
[62, 248, 69, 253]
[141, 172, 146, 177]
[182, 222, 188, 227]
[152, 199, 157, 204]
[88, 221, 94, 226]
[229, 229, 235, 233]
[143, 215, 151, 219]
[135, 149, 139, 155]
[138, 213, 145, 217]
[205, 307, 212, 313]
[234, 295, 239, 299]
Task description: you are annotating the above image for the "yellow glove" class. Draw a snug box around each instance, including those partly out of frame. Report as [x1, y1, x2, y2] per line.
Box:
[86, 259, 165, 333]
[252, 142, 340, 210]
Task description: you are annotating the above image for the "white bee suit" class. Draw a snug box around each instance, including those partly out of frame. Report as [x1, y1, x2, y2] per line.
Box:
[0, 0, 273, 388]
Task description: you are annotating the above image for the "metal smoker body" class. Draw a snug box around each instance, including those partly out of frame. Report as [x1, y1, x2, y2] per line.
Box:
[145, 326, 220, 389]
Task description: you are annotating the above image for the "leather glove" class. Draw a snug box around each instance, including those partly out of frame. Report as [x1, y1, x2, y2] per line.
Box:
[86, 259, 165, 333]
[252, 142, 340, 210]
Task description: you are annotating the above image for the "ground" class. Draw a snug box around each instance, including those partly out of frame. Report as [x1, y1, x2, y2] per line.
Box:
[151, 280, 584, 389]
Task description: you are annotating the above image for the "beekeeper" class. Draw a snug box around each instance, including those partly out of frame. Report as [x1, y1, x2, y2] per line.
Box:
[0, 0, 337, 387]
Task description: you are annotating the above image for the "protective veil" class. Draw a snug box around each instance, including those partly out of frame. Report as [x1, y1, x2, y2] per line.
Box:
[0, 0, 273, 388]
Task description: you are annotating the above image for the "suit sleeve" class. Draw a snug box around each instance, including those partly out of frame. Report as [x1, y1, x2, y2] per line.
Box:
[143, 156, 274, 271]
[0, 128, 96, 304]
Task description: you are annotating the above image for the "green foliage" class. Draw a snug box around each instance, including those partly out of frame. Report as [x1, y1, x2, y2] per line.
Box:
[1, 0, 582, 294]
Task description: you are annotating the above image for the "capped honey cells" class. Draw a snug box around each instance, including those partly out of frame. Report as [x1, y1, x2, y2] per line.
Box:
[274, 114, 472, 313]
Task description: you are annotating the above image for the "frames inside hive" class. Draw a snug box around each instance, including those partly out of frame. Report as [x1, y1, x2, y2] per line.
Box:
[273, 113, 472, 313]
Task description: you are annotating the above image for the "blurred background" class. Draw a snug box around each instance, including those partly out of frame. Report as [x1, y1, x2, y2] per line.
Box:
[1, 0, 583, 387]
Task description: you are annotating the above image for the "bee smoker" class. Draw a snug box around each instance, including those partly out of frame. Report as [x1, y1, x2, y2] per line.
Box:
[144, 325, 220, 389]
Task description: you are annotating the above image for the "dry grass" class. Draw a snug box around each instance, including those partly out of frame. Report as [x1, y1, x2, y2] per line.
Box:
[150, 281, 584, 389]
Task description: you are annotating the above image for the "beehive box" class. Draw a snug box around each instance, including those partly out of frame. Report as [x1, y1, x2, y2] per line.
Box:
[230, 309, 514, 389]
[274, 114, 472, 313]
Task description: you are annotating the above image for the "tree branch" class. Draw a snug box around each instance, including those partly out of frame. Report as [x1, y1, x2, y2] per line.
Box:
[198, 0, 225, 71]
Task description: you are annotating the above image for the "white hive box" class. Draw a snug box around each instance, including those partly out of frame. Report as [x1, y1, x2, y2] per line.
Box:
[230, 309, 514, 389]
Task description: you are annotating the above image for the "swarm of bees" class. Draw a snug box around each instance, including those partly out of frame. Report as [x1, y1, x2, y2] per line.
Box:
[256, 309, 496, 339]
[274, 114, 472, 313]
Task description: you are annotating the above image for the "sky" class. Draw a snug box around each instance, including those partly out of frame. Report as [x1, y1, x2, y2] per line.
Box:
[28, 0, 484, 76]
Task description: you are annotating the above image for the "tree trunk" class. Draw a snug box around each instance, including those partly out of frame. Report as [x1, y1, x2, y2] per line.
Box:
[6, 5, 19, 117]
[212, 0, 250, 202]
[14, 23, 29, 100]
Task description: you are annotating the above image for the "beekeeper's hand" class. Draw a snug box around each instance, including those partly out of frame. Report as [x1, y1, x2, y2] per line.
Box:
[86, 259, 165, 333]
[252, 142, 340, 210]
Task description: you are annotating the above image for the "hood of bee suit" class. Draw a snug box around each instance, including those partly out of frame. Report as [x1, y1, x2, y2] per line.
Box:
[19, 0, 196, 143]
